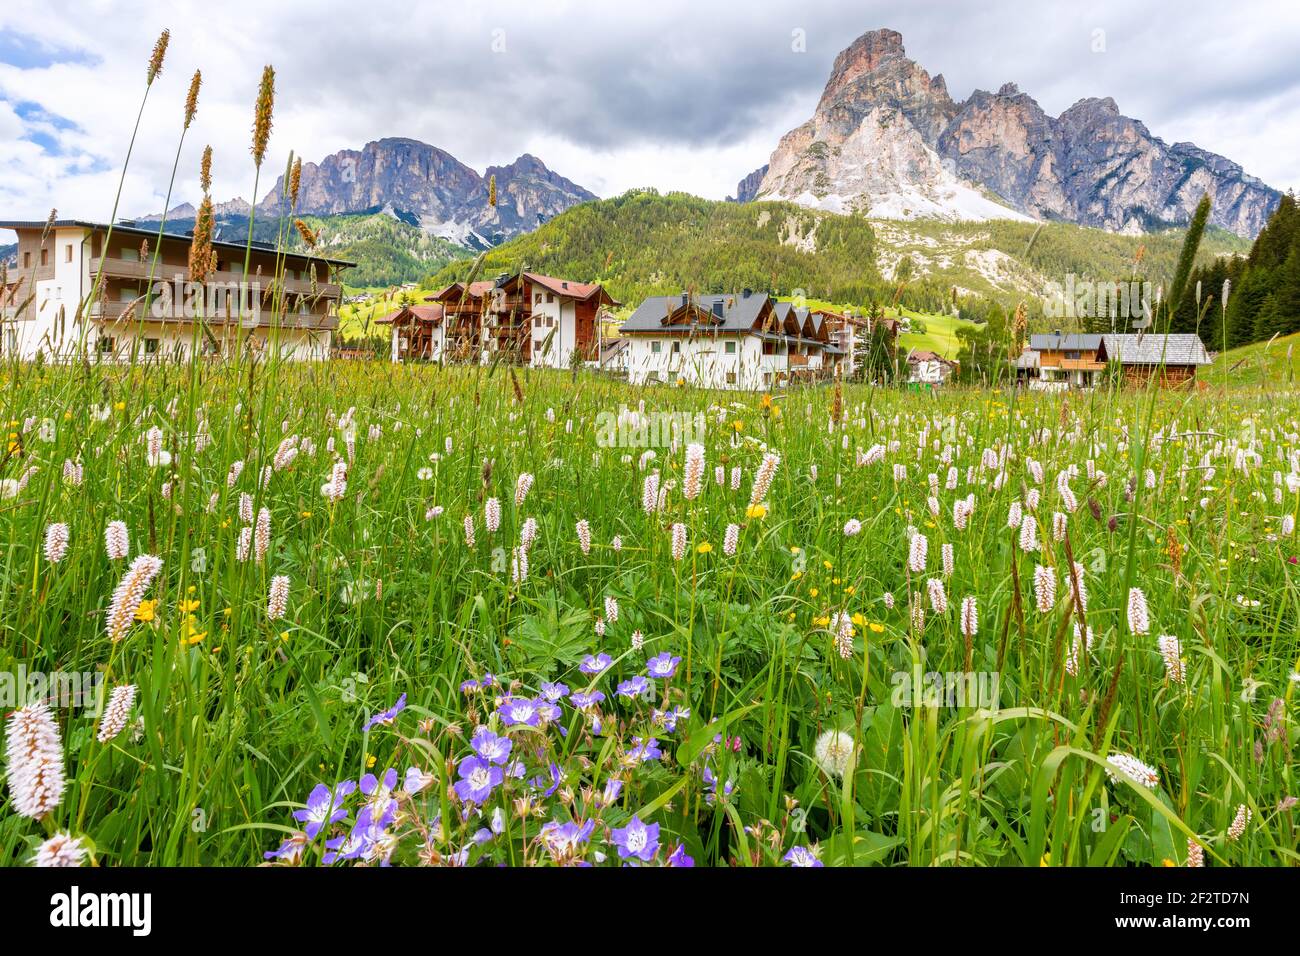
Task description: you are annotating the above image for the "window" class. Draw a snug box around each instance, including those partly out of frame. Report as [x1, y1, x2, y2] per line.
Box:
[144, 338, 159, 354]
[534, 293, 542, 304]
[725, 372, 737, 384]
[651, 341, 661, 354]
[725, 341, 736, 354]
[23, 252, 30, 269]
[119, 248, 139, 263]
[40, 249, 48, 267]
[546, 293, 555, 303]
[671, 341, 681, 354]
[98, 336, 116, 354]
[65, 245, 73, 263]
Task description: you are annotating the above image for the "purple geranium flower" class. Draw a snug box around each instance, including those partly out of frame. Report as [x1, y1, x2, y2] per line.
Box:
[569, 689, 606, 710]
[362, 693, 407, 731]
[453, 755, 504, 805]
[539, 681, 569, 702]
[536, 700, 563, 723]
[498, 697, 542, 727]
[580, 653, 612, 675]
[470, 726, 513, 764]
[617, 675, 651, 699]
[293, 780, 357, 840]
[628, 737, 663, 763]
[666, 843, 695, 867]
[540, 818, 595, 858]
[646, 653, 681, 678]
[611, 814, 660, 862]
[323, 803, 396, 865]
[784, 845, 823, 867]
[655, 706, 691, 733]
[360, 767, 400, 819]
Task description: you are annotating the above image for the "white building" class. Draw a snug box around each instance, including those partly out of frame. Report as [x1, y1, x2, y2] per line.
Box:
[0, 218, 350, 362]
[906, 349, 956, 385]
[619, 292, 848, 390]
[421, 271, 619, 369]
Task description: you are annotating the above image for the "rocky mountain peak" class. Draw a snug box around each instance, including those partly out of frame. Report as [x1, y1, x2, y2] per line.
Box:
[819, 28, 907, 104]
[741, 27, 1280, 236]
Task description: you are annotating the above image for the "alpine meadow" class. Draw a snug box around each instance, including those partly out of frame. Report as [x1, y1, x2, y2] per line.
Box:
[1, 12, 1298, 883]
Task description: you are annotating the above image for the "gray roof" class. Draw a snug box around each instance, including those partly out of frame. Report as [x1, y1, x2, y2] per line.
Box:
[620, 292, 771, 334]
[1102, 334, 1211, 366]
[0, 218, 356, 269]
[1029, 333, 1104, 351]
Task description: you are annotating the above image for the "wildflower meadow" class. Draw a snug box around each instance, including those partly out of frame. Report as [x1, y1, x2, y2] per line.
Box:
[0, 358, 1296, 868]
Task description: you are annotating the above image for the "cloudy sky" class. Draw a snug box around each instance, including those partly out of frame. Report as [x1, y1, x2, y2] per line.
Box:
[1, 0, 1298, 229]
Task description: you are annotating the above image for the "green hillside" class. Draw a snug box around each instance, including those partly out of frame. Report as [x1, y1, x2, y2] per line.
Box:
[152, 210, 468, 287]
[424, 189, 1248, 320]
[1208, 330, 1300, 387]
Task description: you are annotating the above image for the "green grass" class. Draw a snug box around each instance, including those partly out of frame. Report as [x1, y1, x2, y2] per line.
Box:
[1208, 331, 1300, 387]
[893, 307, 976, 359]
[337, 287, 410, 342]
[0, 357, 1296, 867]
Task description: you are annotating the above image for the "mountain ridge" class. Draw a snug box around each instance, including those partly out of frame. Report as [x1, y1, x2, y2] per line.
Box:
[140, 137, 598, 252]
[740, 28, 1281, 237]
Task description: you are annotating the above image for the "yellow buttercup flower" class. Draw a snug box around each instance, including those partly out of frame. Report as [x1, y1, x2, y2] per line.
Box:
[746, 504, 766, 519]
[134, 599, 158, 623]
[696, 542, 713, 554]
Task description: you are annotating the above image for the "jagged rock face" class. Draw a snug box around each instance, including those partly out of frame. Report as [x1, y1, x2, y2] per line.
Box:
[257, 138, 595, 245]
[733, 165, 768, 203]
[744, 28, 1281, 236]
[477, 153, 596, 241]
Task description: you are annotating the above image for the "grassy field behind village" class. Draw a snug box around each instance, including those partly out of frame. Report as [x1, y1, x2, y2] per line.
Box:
[0, 358, 1295, 866]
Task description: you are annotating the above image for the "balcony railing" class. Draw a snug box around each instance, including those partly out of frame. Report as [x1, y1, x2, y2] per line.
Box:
[88, 299, 337, 331]
[91, 257, 341, 299]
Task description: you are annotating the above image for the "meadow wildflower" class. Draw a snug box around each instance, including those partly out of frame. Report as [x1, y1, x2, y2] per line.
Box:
[5, 701, 65, 818]
[105, 520, 130, 560]
[44, 523, 69, 564]
[105, 554, 164, 642]
[97, 684, 138, 743]
[814, 729, 856, 777]
[32, 833, 88, 868]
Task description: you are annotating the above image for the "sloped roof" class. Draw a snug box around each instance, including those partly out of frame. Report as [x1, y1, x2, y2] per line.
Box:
[0, 218, 355, 268]
[908, 349, 953, 365]
[522, 272, 620, 306]
[426, 280, 494, 303]
[620, 292, 771, 334]
[1102, 334, 1211, 366]
[1029, 333, 1105, 351]
[375, 304, 444, 325]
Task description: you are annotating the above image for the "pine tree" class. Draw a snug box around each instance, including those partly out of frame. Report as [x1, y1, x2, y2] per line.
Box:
[1168, 194, 1211, 321]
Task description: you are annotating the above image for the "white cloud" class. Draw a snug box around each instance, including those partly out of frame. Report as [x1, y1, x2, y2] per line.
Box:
[0, 0, 1296, 246]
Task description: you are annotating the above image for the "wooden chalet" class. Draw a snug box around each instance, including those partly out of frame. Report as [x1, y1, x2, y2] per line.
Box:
[375, 303, 445, 362]
[1016, 332, 1211, 389]
[419, 272, 618, 368]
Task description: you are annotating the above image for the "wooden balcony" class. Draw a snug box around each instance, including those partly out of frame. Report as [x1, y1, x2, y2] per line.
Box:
[91, 257, 341, 300]
[89, 299, 337, 331]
